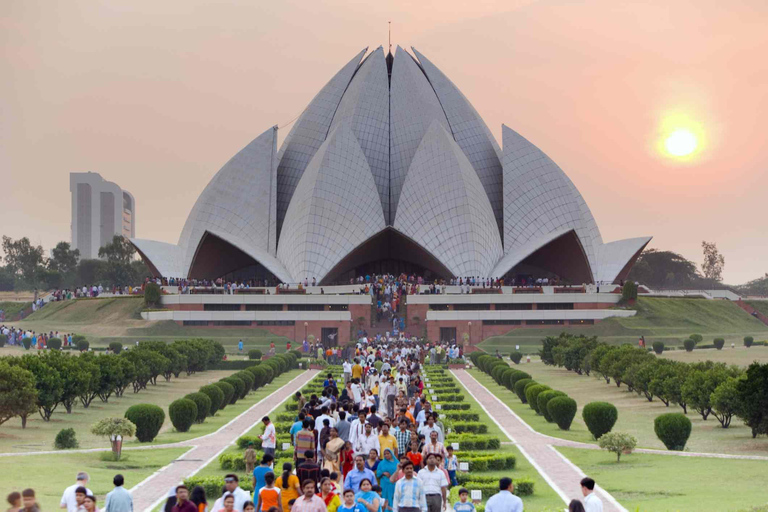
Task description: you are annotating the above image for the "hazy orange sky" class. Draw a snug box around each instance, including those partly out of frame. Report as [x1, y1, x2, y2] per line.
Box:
[2, 0, 766, 284]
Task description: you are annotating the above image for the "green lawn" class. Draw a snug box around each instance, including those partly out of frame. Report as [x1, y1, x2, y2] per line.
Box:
[479, 297, 768, 353]
[556, 446, 768, 512]
[0, 300, 31, 320]
[6, 447, 189, 511]
[745, 300, 768, 317]
[469, 359, 768, 456]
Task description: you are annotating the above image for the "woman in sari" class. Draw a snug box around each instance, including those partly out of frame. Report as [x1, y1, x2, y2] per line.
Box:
[319, 477, 341, 512]
[355, 479, 381, 512]
[365, 449, 379, 472]
[341, 440, 355, 477]
[376, 449, 398, 512]
[322, 427, 345, 483]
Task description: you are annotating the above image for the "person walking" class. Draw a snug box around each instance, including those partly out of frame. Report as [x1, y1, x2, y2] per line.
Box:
[60, 472, 92, 512]
[484, 478, 522, 512]
[104, 475, 133, 512]
[580, 478, 602, 512]
[260, 416, 277, 458]
[245, 443, 258, 475]
[416, 455, 447, 512]
[343, 455, 377, 494]
[392, 460, 426, 512]
[290, 480, 326, 512]
[170, 486, 198, 512]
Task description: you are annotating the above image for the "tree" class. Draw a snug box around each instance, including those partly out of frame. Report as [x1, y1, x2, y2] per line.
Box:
[736, 362, 768, 438]
[598, 432, 637, 462]
[112, 356, 136, 398]
[91, 417, 136, 460]
[98, 235, 137, 286]
[0, 361, 38, 428]
[711, 377, 741, 428]
[1, 236, 46, 282]
[18, 354, 63, 421]
[626, 249, 701, 288]
[49, 242, 80, 274]
[681, 368, 729, 420]
[701, 241, 725, 282]
[76, 353, 102, 408]
[41, 351, 95, 414]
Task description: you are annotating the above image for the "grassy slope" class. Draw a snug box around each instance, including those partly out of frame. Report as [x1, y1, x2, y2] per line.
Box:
[480, 297, 768, 353]
[12, 297, 291, 348]
[469, 352, 768, 456]
[556, 446, 768, 512]
[0, 301, 31, 320]
[745, 300, 768, 317]
[8, 447, 189, 511]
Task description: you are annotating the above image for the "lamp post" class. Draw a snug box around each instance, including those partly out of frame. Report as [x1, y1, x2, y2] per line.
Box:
[468, 321, 472, 346]
[304, 322, 308, 341]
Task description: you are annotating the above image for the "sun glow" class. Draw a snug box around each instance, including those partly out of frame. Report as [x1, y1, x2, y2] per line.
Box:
[657, 113, 706, 161]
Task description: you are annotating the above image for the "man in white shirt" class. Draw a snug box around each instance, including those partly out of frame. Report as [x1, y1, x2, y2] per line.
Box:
[485, 477, 523, 512]
[356, 422, 381, 456]
[60, 472, 92, 512]
[211, 474, 251, 512]
[351, 379, 364, 406]
[581, 477, 603, 512]
[343, 360, 352, 384]
[416, 454, 448, 512]
[349, 410, 368, 449]
[260, 416, 276, 457]
[314, 406, 335, 431]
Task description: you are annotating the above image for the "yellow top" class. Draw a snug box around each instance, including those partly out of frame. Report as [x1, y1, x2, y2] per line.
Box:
[352, 364, 363, 379]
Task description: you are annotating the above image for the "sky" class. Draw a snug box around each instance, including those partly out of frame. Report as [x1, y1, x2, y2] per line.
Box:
[1, 0, 766, 285]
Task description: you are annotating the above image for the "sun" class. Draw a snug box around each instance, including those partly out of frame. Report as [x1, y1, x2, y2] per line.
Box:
[665, 129, 698, 156]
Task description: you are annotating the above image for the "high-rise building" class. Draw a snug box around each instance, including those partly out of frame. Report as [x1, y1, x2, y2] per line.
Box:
[70, 172, 135, 260]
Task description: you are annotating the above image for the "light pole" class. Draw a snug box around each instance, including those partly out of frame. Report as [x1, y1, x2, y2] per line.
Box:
[304, 322, 308, 341]
[468, 321, 472, 346]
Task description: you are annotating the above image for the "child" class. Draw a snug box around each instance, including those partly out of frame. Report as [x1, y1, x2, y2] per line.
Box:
[406, 440, 423, 471]
[256, 472, 282, 512]
[452, 489, 475, 512]
[445, 446, 459, 487]
[337, 489, 358, 512]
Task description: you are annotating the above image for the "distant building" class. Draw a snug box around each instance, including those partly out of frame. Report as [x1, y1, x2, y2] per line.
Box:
[70, 172, 135, 259]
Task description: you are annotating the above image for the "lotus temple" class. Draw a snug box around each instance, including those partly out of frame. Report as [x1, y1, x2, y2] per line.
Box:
[133, 46, 651, 344]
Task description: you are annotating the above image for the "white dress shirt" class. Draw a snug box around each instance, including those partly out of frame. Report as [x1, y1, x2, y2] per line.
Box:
[485, 490, 523, 512]
[584, 492, 603, 512]
[356, 432, 381, 456]
[61, 483, 93, 512]
[416, 467, 448, 496]
[212, 486, 251, 512]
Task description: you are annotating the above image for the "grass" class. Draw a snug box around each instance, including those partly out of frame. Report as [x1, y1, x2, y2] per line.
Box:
[745, 300, 768, 317]
[479, 297, 768, 354]
[469, 354, 768, 456]
[0, 301, 31, 320]
[10, 296, 292, 350]
[0, 368, 303, 453]
[556, 446, 768, 511]
[5, 447, 189, 512]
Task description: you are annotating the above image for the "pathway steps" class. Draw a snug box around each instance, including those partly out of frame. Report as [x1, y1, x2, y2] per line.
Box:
[130, 370, 318, 512]
[452, 369, 628, 512]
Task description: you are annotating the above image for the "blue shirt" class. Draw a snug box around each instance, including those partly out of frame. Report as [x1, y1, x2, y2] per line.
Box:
[104, 486, 133, 512]
[485, 490, 523, 512]
[290, 420, 303, 442]
[453, 502, 475, 512]
[343, 467, 377, 493]
[252, 465, 272, 497]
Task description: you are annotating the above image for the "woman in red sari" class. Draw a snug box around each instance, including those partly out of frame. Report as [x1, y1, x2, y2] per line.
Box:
[341, 440, 354, 478]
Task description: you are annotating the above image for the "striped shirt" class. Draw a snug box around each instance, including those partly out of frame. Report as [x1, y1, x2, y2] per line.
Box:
[394, 429, 411, 456]
[393, 477, 427, 512]
[295, 430, 316, 455]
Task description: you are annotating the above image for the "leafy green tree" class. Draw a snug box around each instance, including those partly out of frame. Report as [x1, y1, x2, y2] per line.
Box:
[589, 344, 616, 384]
[41, 351, 93, 414]
[630, 360, 658, 401]
[18, 354, 63, 421]
[94, 355, 122, 402]
[112, 356, 136, 398]
[0, 361, 38, 428]
[91, 417, 136, 460]
[736, 362, 768, 438]
[49, 242, 80, 274]
[76, 352, 102, 408]
[711, 377, 741, 428]
[1, 236, 46, 282]
[682, 368, 726, 420]
[598, 432, 637, 462]
[701, 241, 725, 282]
[98, 235, 137, 286]
[627, 249, 701, 287]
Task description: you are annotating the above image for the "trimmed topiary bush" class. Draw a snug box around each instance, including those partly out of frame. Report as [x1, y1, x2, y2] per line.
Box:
[248, 349, 263, 360]
[744, 336, 754, 348]
[525, 384, 551, 414]
[582, 402, 618, 439]
[713, 338, 725, 350]
[0, 334, 7, 347]
[547, 396, 578, 430]
[654, 412, 692, 451]
[506, 370, 531, 391]
[514, 379, 533, 403]
[510, 351, 523, 364]
[22, 337, 32, 349]
[125, 404, 165, 442]
[652, 341, 664, 355]
[214, 381, 235, 408]
[144, 282, 162, 308]
[689, 334, 703, 344]
[47, 338, 62, 350]
[683, 339, 695, 352]
[184, 392, 212, 422]
[76, 338, 90, 352]
[109, 341, 123, 354]
[200, 384, 225, 413]
[169, 398, 197, 432]
[538, 390, 566, 422]
[222, 377, 245, 402]
[54, 428, 79, 449]
[234, 372, 254, 397]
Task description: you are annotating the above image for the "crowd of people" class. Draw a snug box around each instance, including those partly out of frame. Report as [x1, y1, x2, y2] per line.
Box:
[6, 472, 133, 512]
[0, 325, 79, 348]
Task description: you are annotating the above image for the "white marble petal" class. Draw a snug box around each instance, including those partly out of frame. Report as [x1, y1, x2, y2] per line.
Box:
[594, 237, 652, 284]
[129, 238, 184, 278]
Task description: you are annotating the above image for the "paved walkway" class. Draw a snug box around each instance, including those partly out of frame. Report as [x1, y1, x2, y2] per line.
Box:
[129, 370, 318, 512]
[452, 369, 628, 512]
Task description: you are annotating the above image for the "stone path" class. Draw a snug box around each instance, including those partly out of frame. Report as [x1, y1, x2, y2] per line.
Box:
[452, 369, 628, 512]
[129, 370, 318, 512]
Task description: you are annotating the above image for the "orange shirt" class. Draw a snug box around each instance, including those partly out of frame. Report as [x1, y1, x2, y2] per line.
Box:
[259, 486, 281, 511]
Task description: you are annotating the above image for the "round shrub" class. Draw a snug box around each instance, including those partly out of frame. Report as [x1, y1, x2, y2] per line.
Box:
[652, 341, 664, 355]
[654, 413, 692, 451]
[54, 428, 79, 449]
[547, 396, 578, 430]
[538, 390, 567, 422]
[235, 371, 254, 396]
[744, 336, 754, 348]
[525, 384, 551, 414]
[22, 337, 32, 349]
[184, 392, 212, 422]
[144, 282, 162, 308]
[582, 402, 618, 439]
[506, 370, 530, 390]
[500, 369, 517, 390]
[251, 366, 269, 388]
[713, 338, 725, 350]
[168, 398, 198, 433]
[248, 349, 263, 360]
[514, 379, 533, 403]
[222, 376, 245, 401]
[510, 351, 523, 365]
[47, 338, 62, 350]
[125, 404, 165, 442]
[109, 341, 123, 354]
[245, 366, 261, 389]
[261, 365, 274, 384]
[214, 381, 235, 407]
[690, 334, 703, 344]
[491, 364, 508, 384]
[0, 334, 6, 347]
[76, 338, 90, 352]
[683, 339, 695, 352]
[200, 384, 225, 413]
